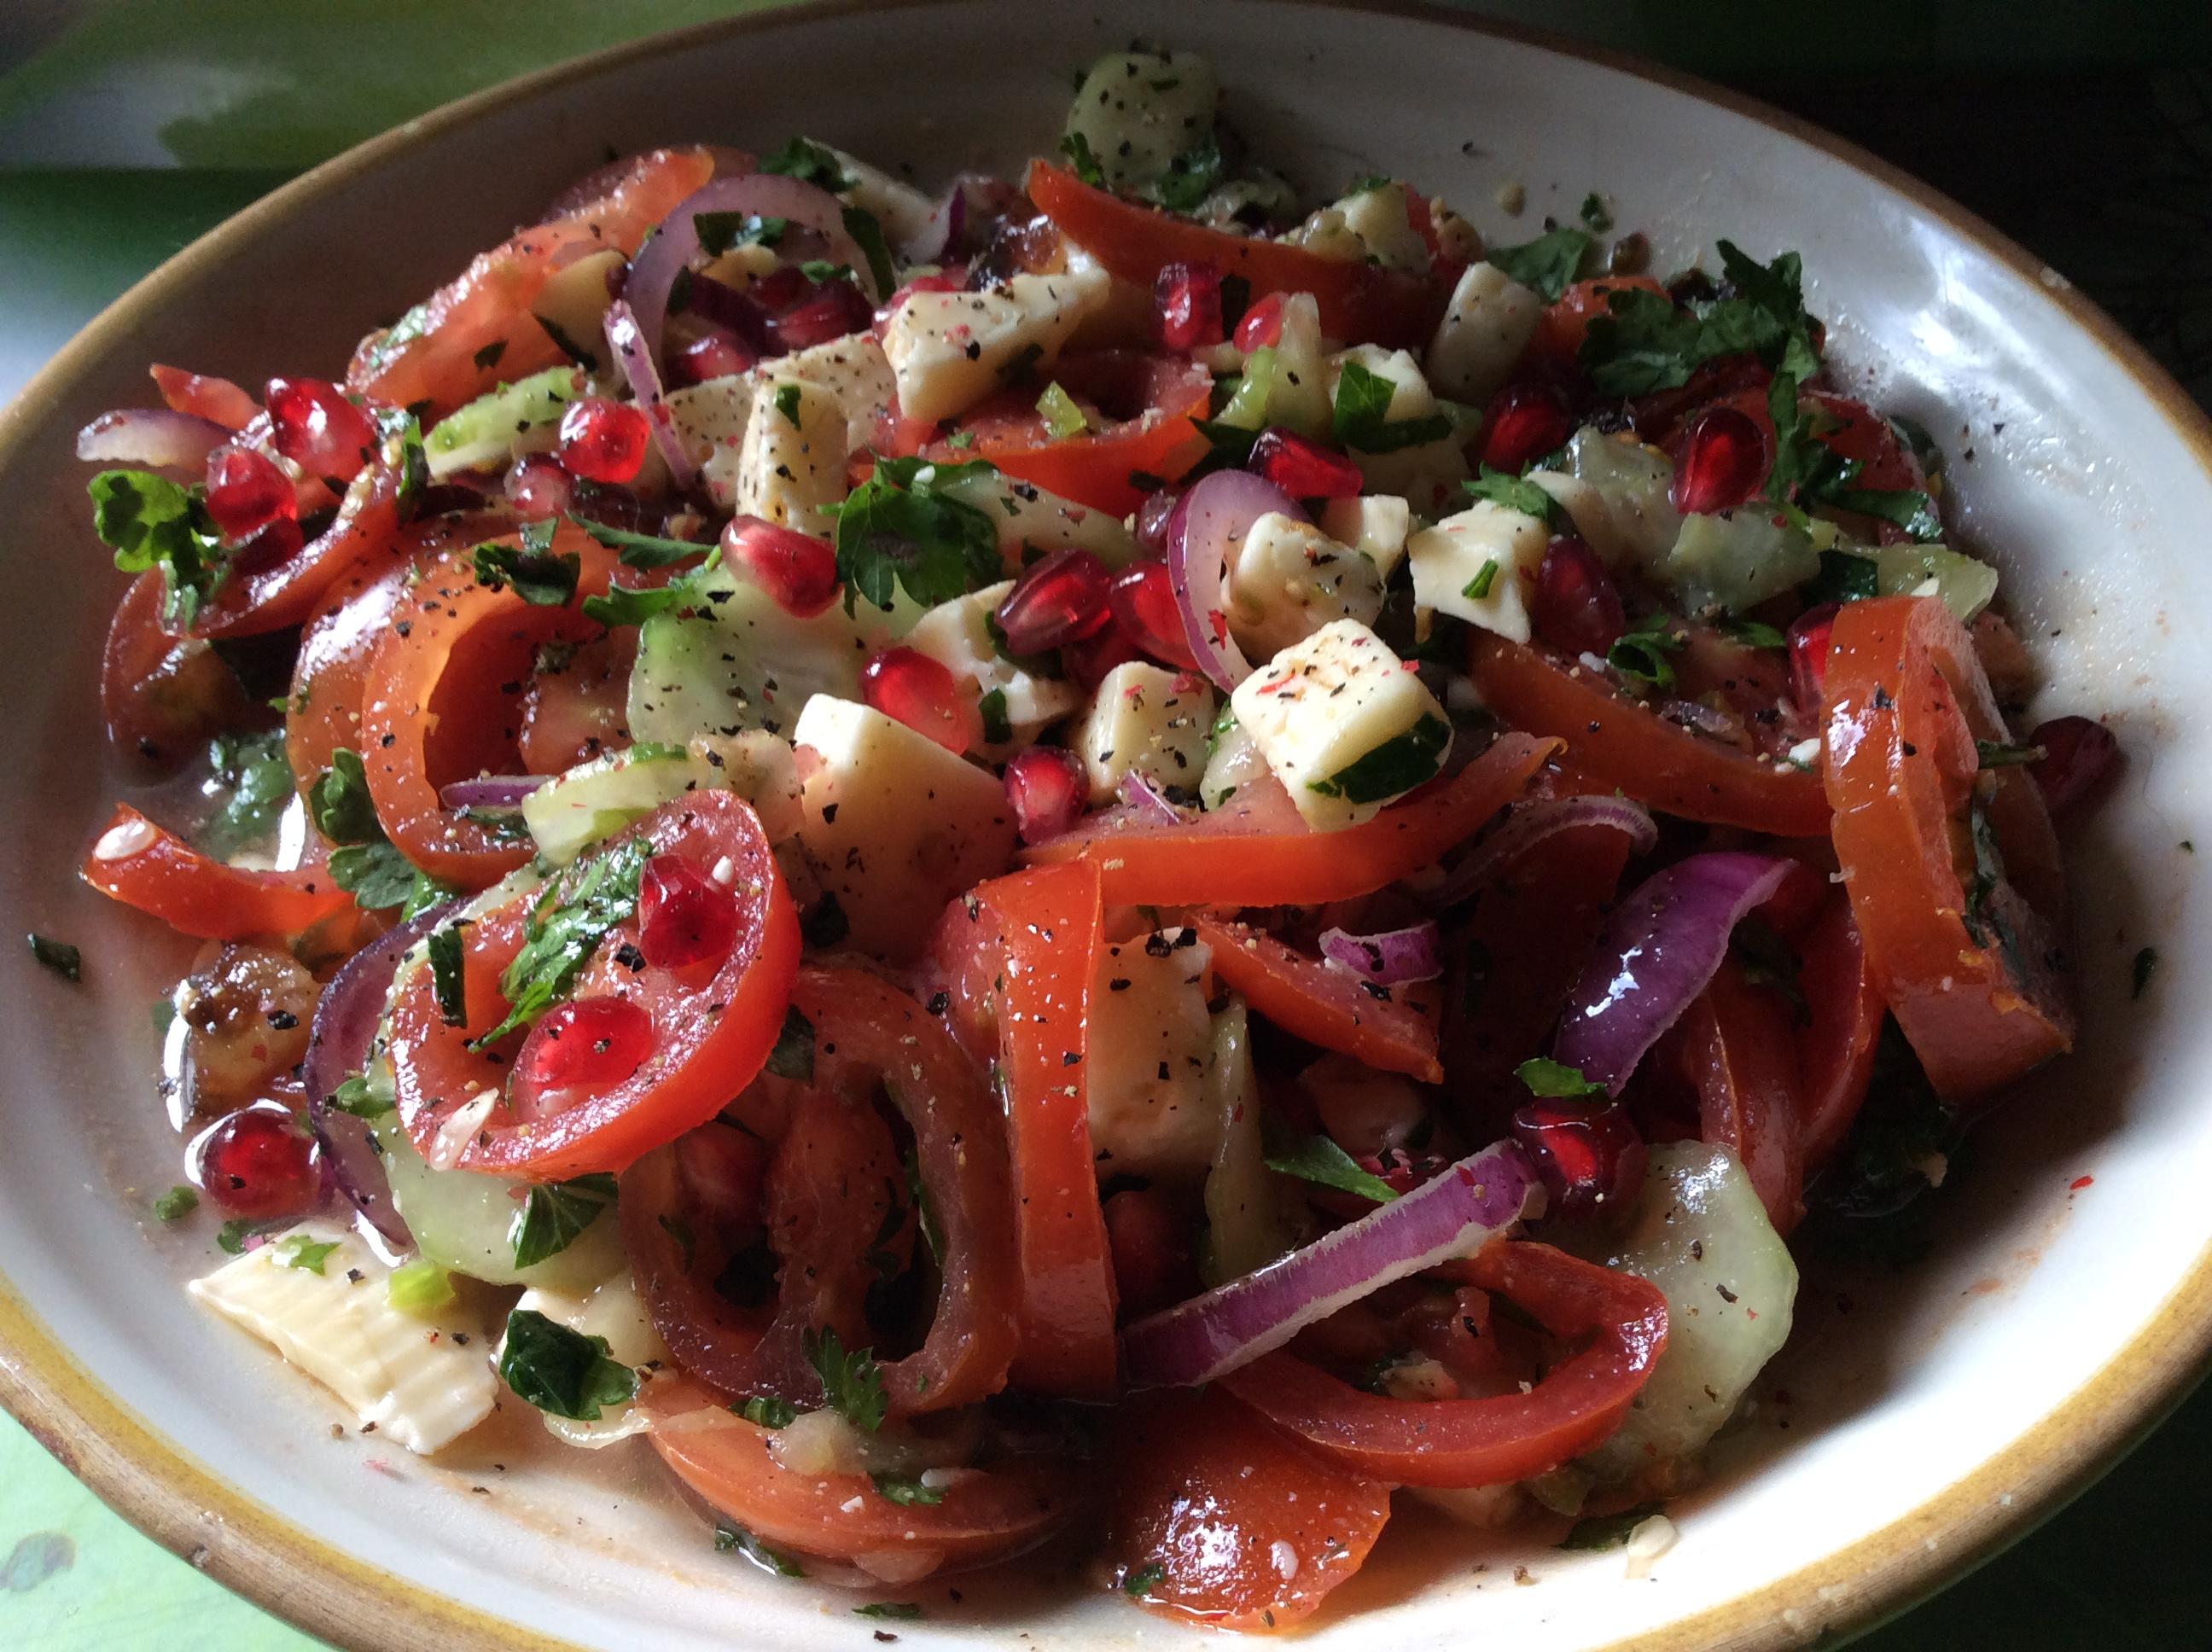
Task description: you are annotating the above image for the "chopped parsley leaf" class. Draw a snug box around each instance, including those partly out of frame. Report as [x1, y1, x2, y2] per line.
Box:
[509, 1172, 618, 1269]
[1059, 131, 1105, 188]
[274, 1234, 341, 1275]
[1462, 559, 1500, 602]
[1516, 1056, 1605, 1098]
[1332, 359, 1452, 453]
[87, 468, 225, 629]
[27, 934, 81, 982]
[1261, 1117, 1399, 1204]
[1123, 1563, 1167, 1598]
[870, 1472, 946, 1507]
[736, 1395, 798, 1428]
[426, 922, 469, 1027]
[841, 205, 897, 299]
[1606, 613, 1687, 690]
[471, 836, 650, 1048]
[498, 1307, 637, 1420]
[1307, 714, 1451, 804]
[1463, 464, 1559, 522]
[695, 212, 787, 257]
[760, 136, 854, 193]
[152, 1184, 198, 1221]
[804, 1324, 887, 1432]
[1485, 226, 1592, 301]
[977, 687, 1013, 746]
[832, 456, 1002, 614]
[473, 542, 580, 607]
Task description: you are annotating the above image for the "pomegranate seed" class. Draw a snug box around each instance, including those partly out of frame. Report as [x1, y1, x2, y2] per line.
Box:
[1234, 292, 1286, 352]
[1477, 382, 1574, 474]
[863, 647, 979, 753]
[2029, 715, 2119, 814]
[517, 997, 654, 1095]
[264, 377, 377, 484]
[1248, 428, 1365, 501]
[1135, 489, 1180, 557]
[195, 1105, 320, 1219]
[1511, 1098, 1647, 1220]
[1063, 623, 1142, 689]
[725, 515, 838, 618]
[1109, 563, 1199, 670]
[1155, 261, 1226, 352]
[749, 265, 812, 311]
[1530, 535, 1627, 657]
[557, 397, 651, 485]
[681, 276, 774, 351]
[1003, 746, 1088, 844]
[1788, 602, 1839, 708]
[202, 445, 296, 540]
[637, 852, 742, 970]
[676, 1123, 769, 1222]
[1671, 405, 1773, 515]
[996, 548, 1112, 654]
[670, 332, 758, 387]
[771, 279, 874, 352]
[1103, 1186, 1196, 1319]
[504, 453, 575, 520]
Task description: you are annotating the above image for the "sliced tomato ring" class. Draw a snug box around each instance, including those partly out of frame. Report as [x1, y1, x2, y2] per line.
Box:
[1194, 916, 1442, 1082]
[1822, 596, 2072, 1102]
[1108, 1383, 1390, 1631]
[518, 627, 637, 772]
[101, 568, 263, 767]
[1795, 892, 1885, 1172]
[1664, 955, 1806, 1234]
[641, 1375, 1075, 1575]
[1022, 732, 1556, 906]
[1218, 1242, 1668, 1487]
[1468, 632, 1831, 835]
[389, 790, 799, 1179]
[80, 803, 352, 941]
[360, 522, 617, 888]
[1027, 160, 1444, 350]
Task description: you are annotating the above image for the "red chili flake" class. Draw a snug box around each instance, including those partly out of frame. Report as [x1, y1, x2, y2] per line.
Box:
[2069, 1175, 2094, 1191]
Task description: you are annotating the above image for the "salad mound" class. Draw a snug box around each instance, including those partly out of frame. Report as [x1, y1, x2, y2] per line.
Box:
[59, 45, 2119, 1629]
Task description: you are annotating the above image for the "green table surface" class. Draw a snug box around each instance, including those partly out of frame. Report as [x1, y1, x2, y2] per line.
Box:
[3, 3, 2208, 1647]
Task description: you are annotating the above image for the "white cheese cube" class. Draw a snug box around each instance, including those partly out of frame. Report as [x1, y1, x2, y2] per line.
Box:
[904, 580, 1084, 754]
[1426, 261, 1543, 402]
[790, 694, 1017, 963]
[1087, 928, 1220, 1179]
[509, 1266, 666, 1449]
[1229, 619, 1451, 829]
[530, 248, 625, 373]
[188, 1223, 496, 1456]
[1328, 345, 1439, 422]
[734, 376, 847, 535]
[1319, 494, 1412, 581]
[826, 147, 938, 259]
[1226, 511, 1387, 659]
[1324, 345, 1464, 503]
[1199, 714, 1269, 811]
[1407, 500, 1551, 642]
[1074, 661, 1215, 807]
[1331, 184, 1432, 274]
[774, 333, 898, 451]
[668, 335, 896, 509]
[665, 375, 754, 507]
[882, 257, 1109, 423]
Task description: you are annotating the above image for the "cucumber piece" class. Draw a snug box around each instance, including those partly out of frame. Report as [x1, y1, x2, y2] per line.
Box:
[1064, 50, 1220, 193]
[422, 365, 590, 480]
[937, 468, 1140, 569]
[1875, 542, 1999, 622]
[521, 735, 802, 864]
[1665, 509, 1820, 614]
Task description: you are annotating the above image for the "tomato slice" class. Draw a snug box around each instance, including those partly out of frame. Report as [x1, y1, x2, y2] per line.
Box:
[518, 627, 637, 772]
[1027, 160, 1443, 350]
[100, 569, 262, 766]
[1195, 916, 1443, 1082]
[389, 790, 799, 1179]
[1468, 632, 1831, 835]
[80, 803, 352, 941]
[1023, 732, 1555, 906]
[1108, 1383, 1391, 1631]
[360, 522, 618, 888]
[1822, 596, 2073, 1102]
[1528, 275, 1671, 369]
[149, 364, 259, 431]
[641, 1375, 1075, 1574]
[347, 147, 716, 419]
[928, 351, 1212, 517]
[1794, 893, 1885, 1172]
[1218, 1242, 1668, 1486]
[1662, 955, 1806, 1234]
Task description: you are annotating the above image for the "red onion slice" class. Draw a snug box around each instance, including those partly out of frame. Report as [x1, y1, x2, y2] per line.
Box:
[1429, 794, 1657, 907]
[1552, 852, 1791, 1095]
[603, 298, 698, 492]
[302, 901, 456, 1247]
[1319, 922, 1444, 985]
[76, 407, 229, 469]
[1115, 770, 1190, 823]
[1165, 470, 1301, 691]
[439, 775, 547, 811]
[1121, 1138, 1538, 1388]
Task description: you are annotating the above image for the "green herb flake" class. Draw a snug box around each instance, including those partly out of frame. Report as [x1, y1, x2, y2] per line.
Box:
[215, 1219, 259, 1255]
[1123, 1562, 1167, 1598]
[329, 840, 446, 915]
[1721, 618, 1789, 649]
[1463, 464, 1559, 521]
[695, 211, 788, 257]
[1827, 486, 1945, 542]
[152, 1184, 198, 1222]
[714, 1523, 806, 1576]
[1261, 1121, 1400, 1205]
[309, 749, 381, 845]
[1606, 613, 1688, 690]
[1036, 381, 1089, 441]
[1976, 739, 2044, 770]
[474, 542, 581, 608]
[387, 1259, 457, 1317]
[426, 923, 469, 1027]
[274, 1234, 342, 1276]
[498, 1307, 637, 1420]
[760, 136, 854, 194]
[201, 730, 296, 861]
[471, 837, 650, 1047]
[831, 456, 1002, 614]
[1059, 131, 1105, 187]
[1517, 1056, 1605, 1098]
[1559, 1502, 1666, 1551]
[841, 205, 897, 299]
[1486, 226, 1592, 302]
[870, 1472, 946, 1507]
[736, 1394, 798, 1428]
[765, 1005, 816, 1083]
[565, 514, 714, 569]
[1332, 358, 1451, 453]
[1307, 714, 1451, 805]
[854, 1603, 923, 1620]
[977, 687, 1013, 746]
[1579, 193, 1613, 233]
[510, 1172, 618, 1270]
[1463, 559, 1500, 602]
[27, 934, 81, 982]
[327, 1073, 393, 1119]
[87, 468, 225, 630]
[1580, 241, 1820, 397]
[804, 1324, 887, 1432]
[2133, 945, 2160, 1001]
[1148, 133, 1225, 213]
[773, 382, 803, 430]
[1803, 547, 1880, 606]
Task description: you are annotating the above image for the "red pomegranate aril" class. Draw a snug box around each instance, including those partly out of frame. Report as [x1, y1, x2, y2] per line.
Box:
[1134, 488, 1180, 557]
[1671, 405, 1772, 515]
[749, 265, 812, 311]
[504, 452, 575, 520]
[264, 377, 378, 485]
[1511, 1098, 1647, 1220]
[1063, 623, 1141, 690]
[1108, 562, 1199, 671]
[203, 445, 297, 540]
[557, 397, 651, 486]
[1248, 428, 1365, 501]
[637, 852, 742, 970]
[771, 279, 874, 352]
[2029, 715, 2119, 815]
[671, 332, 758, 387]
[996, 548, 1113, 654]
[517, 997, 655, 1095]
[1788, 602, 1839, 708]
[1530, 535, 1627, 658]
[1234, 291, 1286, 352]
[1155, 260, 1226, 352]
[196, 1105, 320, 1219]
[1477, 382, 1574, 475]
[1003, 745, 1089, 845]
[725, 515, 839, 618]
[863, 647, 979, 754]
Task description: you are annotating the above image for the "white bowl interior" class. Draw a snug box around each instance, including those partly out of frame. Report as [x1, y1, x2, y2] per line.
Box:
[1, 3, 2207, 1648]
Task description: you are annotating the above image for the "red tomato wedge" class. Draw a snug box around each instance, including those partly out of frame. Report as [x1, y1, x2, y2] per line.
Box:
[388, 790, 799, 1180]
[80, 804, 352, 940]
[1664, 956, 1806, 1234]
[1468, 633, 1831, 836]
[101, 569, 262, 766]
[1821, 596, 2073, 1102]
[1219, 1242, 1668, 1486]
[1109, 1384, 1391, 1632]
[642, 1375, 1075, 1574]
[149, 363, 258, 431]
[1528, 275, 1671, 369]
[1027, 160, 1443, 350]
[1023, 732, 1556, 906]
[1195, 916, 1443, 1083]
[1794, 893, 1885, 1172]
[347, 147, 716, 418]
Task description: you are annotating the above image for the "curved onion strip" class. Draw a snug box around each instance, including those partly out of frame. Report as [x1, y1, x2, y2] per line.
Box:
[1115, 769, 1189, 822]
[438, 775, 547, 811]
[1318, 921, 1444, 985]
[1552, 851, 1791, 1095]
[602, 298, 697, 491]
[1121, 1138, 1538, 1388]
[76, 407, 229, 469]
[1430, 794, 1658, 907]
[1165, 469, 1301, 691]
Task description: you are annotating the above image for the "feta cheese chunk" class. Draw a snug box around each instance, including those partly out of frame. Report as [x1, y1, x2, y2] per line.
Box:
[1426, 261, 1543, 402]
[882, 258, 1109, 423]
[509, 1267, 667, 1449]
[1086, 927, 1219, 1178]
[905, 580, 1084, 754]
[734, 376, 847, 534]
[824, 146, 938, 254]
[1319, 493, 1412, 582]
[791, 694, 1017, 963]
[1333, 183, 1433, 274]
[667, 334, 896, 509]
[189, 1223, 495, 1456]
[1406, 500, 1551, 642]
[1226, 512, 1387, 658]
[1230, 620, 1451, 829]
[1074, 661, 1215, 806]
[1326, 346, 1467, 503]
